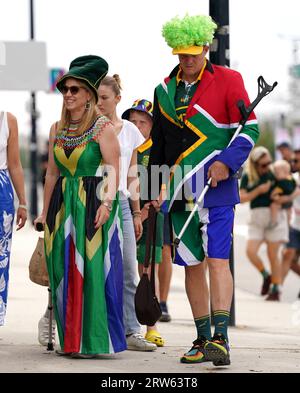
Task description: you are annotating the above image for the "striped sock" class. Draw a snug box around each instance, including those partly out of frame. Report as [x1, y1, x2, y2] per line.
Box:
[260, 269, 270, 279]
[213, 310, 230, 341]
[271, 284, 280, 293]
[194, 315, 211, 341]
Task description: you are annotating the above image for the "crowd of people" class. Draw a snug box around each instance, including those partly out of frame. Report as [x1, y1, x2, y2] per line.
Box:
[1, 13, 295, 368]
[240, 143, 300, 301]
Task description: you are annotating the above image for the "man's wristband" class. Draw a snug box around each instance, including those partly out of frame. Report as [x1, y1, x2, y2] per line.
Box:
[19, 204, 27, 210]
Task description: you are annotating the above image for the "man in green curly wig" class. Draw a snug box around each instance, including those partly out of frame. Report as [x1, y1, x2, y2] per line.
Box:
[147, 14, 259, 367]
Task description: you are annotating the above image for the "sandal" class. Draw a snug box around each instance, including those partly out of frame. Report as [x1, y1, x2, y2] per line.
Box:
[55, 350, 72, 357]
[145, 330, 165, 347]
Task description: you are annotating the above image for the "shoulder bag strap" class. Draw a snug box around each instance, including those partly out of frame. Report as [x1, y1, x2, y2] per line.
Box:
[143, 204, 157, 269]
[150, 206, 158, 294]
[143, 205, 158, 293]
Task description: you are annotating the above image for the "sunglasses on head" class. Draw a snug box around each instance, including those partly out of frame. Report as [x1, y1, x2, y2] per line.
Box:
[60, 85, 85, 95]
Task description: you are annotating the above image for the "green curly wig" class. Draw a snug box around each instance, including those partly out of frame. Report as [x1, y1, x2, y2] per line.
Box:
[162, 14, 217, 49]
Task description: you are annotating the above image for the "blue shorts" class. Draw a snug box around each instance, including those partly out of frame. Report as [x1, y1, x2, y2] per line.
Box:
[171, 206, 235, 266]
[286, 227, 300, 249]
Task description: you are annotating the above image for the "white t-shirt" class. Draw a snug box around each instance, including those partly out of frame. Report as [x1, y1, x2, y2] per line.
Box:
[290, 172, 300, 231]
[0, 112, 9, 170]
[118, 119, 145, 198]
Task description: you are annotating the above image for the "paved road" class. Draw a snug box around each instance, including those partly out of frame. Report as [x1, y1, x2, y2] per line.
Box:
[0, 202, 299, 373]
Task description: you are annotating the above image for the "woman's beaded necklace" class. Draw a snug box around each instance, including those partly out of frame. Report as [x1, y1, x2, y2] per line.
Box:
[55, 116, 110, 150]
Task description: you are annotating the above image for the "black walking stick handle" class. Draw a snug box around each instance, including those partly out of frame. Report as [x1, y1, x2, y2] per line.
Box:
[237, 76, 278, 126]
[35, 222, 44, 232]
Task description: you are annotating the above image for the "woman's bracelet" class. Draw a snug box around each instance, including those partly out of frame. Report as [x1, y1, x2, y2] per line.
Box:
[132, 210, 142, 218]
[18, 204, 27, 210]
[102, 201, 112, 212]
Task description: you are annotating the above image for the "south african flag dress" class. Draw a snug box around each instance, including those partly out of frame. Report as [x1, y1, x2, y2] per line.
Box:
[44, 116, 126, 355]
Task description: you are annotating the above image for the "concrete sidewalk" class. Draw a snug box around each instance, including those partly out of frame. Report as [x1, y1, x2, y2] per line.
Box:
[0, 226, 299, 373]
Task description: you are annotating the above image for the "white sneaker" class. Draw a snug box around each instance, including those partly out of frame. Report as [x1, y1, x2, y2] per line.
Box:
[126, 333, 157, 351]
[38, 315, 56, 346]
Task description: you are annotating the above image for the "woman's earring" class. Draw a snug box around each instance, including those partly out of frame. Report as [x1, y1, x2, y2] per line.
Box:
[85, 100, 91, 110]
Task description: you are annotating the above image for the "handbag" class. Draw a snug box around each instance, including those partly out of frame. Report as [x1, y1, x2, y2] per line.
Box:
[134, 205, 162, 325]
[28, 237, 49, 286]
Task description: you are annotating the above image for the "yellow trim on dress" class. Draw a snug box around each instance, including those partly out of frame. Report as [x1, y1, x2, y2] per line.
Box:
[78, 179, 86, 208]
[54, 145, 85, 177]
[86, 229, 102, 261]
[45, 204, 65, 257]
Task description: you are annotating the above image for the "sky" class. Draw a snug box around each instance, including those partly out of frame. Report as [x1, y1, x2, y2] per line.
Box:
[0, 0, 300, 140]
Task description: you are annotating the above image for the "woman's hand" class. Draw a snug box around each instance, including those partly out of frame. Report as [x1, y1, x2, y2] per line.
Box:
[94, 205, 110, 229]
[16, 206, 27, 231]
[133, 215, 143, 241]
[33, 214, 45, 231]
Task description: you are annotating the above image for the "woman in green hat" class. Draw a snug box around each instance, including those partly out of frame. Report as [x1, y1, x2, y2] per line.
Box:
[34, 55, 127, 358]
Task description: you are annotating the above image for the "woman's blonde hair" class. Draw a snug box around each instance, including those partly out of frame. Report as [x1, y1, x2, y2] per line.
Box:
[100, 74, 122, 96]
[246, 146, 270, 185]
[58, 80, 98, 135]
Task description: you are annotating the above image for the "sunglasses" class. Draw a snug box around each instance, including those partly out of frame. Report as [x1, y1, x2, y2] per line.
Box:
[258, 161, 272, 168]
[60, 85, 85, 95]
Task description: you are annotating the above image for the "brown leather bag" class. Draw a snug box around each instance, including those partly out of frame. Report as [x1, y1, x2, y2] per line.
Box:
[134, 205, 162, 325]
[29, 237, 49, 286]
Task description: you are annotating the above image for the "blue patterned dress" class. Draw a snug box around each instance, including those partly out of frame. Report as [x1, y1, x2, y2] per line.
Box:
[0, 112, 15, 326]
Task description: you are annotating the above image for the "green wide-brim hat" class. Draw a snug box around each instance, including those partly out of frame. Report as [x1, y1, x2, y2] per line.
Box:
[56, 55, 108, 102]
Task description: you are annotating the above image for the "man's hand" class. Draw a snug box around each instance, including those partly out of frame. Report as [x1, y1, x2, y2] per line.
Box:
[207, 161, 230, 188]
[150, 200, 160, 212]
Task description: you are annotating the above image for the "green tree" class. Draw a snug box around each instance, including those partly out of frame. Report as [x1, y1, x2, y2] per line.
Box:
[256, 121, 275, 158]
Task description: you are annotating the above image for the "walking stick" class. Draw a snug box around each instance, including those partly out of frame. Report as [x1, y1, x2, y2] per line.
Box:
[174, 76, 278, 248]
[36, 222, 54, 351]
[47, 287, 54, 351]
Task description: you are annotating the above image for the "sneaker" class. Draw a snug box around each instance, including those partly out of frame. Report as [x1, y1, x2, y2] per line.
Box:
[204, 333, 230, 366]
[126, 333, 157, 351]
[180, 336, 210, 364]
[159, 302, 171, 322]
[261, 275, 272, 296]
[38, 315, 56, 346]
[266, 291, 280, 301]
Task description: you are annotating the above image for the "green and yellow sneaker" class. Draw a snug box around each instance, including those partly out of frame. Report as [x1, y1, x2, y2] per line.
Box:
[204, 333, 230, 366]
[180, 337, 210, 364]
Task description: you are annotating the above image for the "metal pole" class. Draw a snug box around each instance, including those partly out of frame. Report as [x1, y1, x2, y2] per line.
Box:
[209, 0, 236, 327]
[29, 0, 38, 220]
[209, 0, 230, 67]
